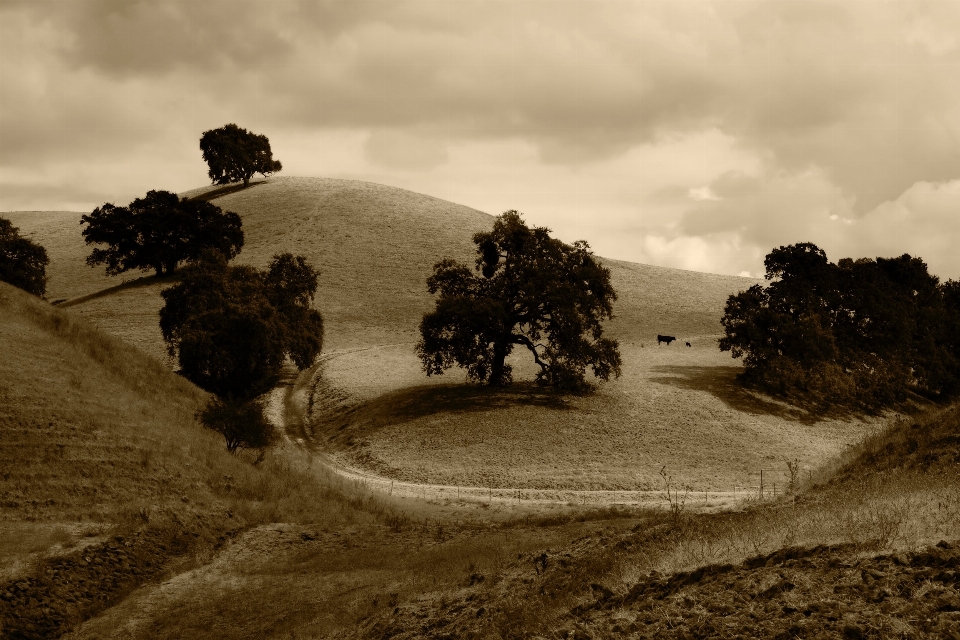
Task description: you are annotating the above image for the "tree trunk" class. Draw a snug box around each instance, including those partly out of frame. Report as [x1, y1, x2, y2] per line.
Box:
[489, 338, 508, 386]
[243, 175, 250, 187]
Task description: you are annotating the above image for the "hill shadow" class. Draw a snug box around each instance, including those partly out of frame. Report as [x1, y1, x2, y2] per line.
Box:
[59, 274, 178, 308]
[649, 364, 848, 424]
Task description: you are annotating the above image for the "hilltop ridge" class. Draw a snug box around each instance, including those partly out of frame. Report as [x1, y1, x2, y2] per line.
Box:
[5, 176, 755, 359]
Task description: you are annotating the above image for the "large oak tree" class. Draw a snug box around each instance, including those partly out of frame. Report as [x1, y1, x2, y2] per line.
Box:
[81, 190, 243, 277]
[417, 211, 621, 392]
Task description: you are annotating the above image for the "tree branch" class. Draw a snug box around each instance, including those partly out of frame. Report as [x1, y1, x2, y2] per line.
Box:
[512, 334, 548, 371]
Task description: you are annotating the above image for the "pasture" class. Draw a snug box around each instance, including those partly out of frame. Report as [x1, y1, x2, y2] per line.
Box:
[3, 177, 955, 638]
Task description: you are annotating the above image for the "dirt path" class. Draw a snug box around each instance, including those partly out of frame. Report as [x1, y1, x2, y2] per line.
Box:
[268, 349, 755, 512]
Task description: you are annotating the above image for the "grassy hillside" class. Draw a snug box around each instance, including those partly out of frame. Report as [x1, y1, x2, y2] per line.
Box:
[6, 177, 895, 495]
[5, 175, 751, 357]
[364, 406, 960, 638]
[0, 282, 397, 638]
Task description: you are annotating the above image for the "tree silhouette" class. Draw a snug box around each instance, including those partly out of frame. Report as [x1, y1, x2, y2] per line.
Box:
[159, 251, 323, 400]
[199, 123, 282, 188]
[0, 217, 48, 296]
[721, 242, 960, 408]
[417, 211, 621, 392]
[81, 190, 243, 277]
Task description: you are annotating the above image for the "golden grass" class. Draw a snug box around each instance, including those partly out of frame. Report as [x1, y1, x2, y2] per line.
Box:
[5, 176, 755, 357]
[308, 342, 894, 493]
[0, 283, 406, 581]
[7, 178, 784, 494]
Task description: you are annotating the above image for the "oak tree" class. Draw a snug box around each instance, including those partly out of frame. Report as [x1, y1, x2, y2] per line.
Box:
[159, 251, 324, 400]
[199, 123, 282, 188]
[417, 211, 621, 392]
[81, 190, 243, 276]
[0, 217, 48, 296]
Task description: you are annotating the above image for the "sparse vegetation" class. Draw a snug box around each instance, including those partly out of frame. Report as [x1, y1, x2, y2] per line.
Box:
[0, 216, 48, 297]
[81, 189, 244, 277]
[417, 210, 621, 391]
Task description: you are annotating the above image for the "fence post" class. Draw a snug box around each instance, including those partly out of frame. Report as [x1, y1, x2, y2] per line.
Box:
[760, 469, 764, 499]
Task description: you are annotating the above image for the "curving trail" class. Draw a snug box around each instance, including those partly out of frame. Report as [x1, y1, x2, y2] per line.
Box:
[266, 349, 754, 512]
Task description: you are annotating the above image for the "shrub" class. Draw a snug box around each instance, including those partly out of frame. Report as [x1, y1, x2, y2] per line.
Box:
[197, 397, 275, 454]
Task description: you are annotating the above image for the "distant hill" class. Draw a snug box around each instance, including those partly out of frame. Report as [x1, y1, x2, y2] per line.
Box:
[4, 176, 755, 360]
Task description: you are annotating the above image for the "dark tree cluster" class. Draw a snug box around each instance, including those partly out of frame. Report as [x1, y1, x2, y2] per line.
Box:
[417, 211, 621, 392]
[81, 190, 243, 277]
[200, 123, 282, 188]
[0, 216, 49, 297]
[159, 252, 324, 401]
[720, 242, 960, 409]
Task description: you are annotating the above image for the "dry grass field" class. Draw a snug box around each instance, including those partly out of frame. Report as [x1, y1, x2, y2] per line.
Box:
[3, 177, 957, 638]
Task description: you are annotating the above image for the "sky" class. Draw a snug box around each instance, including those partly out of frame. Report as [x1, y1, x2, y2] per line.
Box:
[1, 0, 959, 279]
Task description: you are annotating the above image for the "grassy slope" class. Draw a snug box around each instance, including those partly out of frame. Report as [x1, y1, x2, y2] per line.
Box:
[4, 180, 957, 638]
[0, 282, 398, 638]
[6, 178, 892, 494]
[369, 406, 960, 639]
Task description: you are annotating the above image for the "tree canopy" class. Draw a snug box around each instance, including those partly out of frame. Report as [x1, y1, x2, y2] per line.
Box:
[199, 123, 282, 188]
[0, 217, 48, 297]
[159, 252, 324, 399]
[720, 242, 960, 409]
[81, 190, 243, 277]
[417, 210, 621, 392]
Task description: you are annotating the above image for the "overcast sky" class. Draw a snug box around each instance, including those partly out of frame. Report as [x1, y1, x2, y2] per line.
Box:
[1, 0, 958, 278]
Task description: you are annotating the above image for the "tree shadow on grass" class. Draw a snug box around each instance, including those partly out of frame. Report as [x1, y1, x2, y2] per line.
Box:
[369, 381, 573, 422]
[323, 381, 575, 443]
[188, 180, 267, 202]
[59, 274, 179, 308]
[649, 364, 861, 424]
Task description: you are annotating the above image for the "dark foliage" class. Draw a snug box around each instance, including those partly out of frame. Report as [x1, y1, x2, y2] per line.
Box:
[720, 242, 960, 409]
[417, 210, 621, 392]
[196, 397, 275, 454]
[199, 123, 282, 188]
[0, 217, 48, 296]
[81, 190, 243, 277]
[159, 251, 323, 400]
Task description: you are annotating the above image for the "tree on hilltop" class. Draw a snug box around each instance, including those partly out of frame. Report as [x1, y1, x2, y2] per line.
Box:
[0, 216, 48, 297]
[199, 123, 282, 188]
[417, 210, 621, 392]
[159, 251, 324, 400]
[81, 190, 244, 277]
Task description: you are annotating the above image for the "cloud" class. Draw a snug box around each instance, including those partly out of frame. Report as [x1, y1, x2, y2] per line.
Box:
[1, 0, 958, 279]
[364, 129, 448, 170]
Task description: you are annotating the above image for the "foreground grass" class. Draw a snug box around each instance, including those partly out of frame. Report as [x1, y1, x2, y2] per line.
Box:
[371, 403, 960, 638]
[0, 284, 418, 638]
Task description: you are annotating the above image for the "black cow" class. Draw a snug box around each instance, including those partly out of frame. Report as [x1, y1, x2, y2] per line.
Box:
[685, 342, 691, 347]
[657, 334, 676, 346]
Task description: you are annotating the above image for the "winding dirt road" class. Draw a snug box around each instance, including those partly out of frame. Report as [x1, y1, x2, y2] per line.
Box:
[266, 349, 755, 512]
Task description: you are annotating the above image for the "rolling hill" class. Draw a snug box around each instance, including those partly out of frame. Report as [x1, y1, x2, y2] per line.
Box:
[2, 177, 957, 638]
[0, 281, 387, 638]
[6, 177, 891, 495]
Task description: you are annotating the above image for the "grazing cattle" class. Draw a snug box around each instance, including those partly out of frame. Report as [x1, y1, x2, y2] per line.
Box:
[657, 334, 676, 346]
[686, 342, 691, 347]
